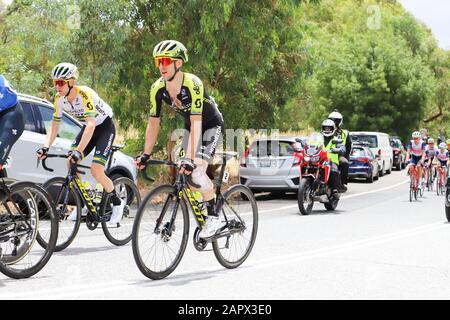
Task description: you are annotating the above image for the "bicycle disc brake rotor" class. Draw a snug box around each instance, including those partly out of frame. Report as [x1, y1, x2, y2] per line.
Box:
[1, 214, 38, 265]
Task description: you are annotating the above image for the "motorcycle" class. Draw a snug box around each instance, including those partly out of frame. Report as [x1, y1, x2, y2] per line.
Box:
[296, 133, 341, 215]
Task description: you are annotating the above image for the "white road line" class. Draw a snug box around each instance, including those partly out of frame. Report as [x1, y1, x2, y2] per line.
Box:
[2, 219, 446, 299]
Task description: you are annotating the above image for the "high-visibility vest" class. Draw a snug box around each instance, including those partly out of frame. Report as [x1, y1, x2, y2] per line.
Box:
[325, 139, 339, 165]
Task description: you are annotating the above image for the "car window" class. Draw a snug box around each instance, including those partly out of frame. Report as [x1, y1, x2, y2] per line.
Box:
[367, 149, 375, 159]
[37, 104, 81, 140]
[20, 102, 38, 133]
[249, 140, 294, 157]
[351, 135, 378, 148]
[351, 148, 366, 158]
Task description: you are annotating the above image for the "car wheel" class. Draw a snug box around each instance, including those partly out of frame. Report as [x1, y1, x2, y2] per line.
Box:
[379, 163, 385, 177]
[366, 172, 374, 183]
[374, 167, 380, 181]
[386, 161, 392, 174]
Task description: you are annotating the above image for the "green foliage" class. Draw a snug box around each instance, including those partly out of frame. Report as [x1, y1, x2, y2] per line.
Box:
[1, 0, 448, 152]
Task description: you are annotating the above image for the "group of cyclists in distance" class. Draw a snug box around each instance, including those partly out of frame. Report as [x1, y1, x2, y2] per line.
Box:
[406, 130, 450, 189]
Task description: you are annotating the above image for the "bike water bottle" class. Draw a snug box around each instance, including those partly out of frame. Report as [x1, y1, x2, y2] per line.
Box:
[94, 183, 103, 204]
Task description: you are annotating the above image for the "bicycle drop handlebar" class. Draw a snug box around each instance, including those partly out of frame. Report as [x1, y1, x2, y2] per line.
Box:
[139, 159, 201, 189]
[38, 154, 90, 175]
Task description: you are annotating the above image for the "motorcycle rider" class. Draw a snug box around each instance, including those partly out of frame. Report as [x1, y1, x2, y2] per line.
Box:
[328, 110, 352, 187]
[321, 119, 347, 195]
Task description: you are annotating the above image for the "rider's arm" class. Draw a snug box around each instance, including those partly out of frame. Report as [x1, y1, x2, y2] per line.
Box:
[44, 121, 60, 149]
[186, 115, 202, 160]
[45, 97, 62, 148]
[185, 75, 204, 160]
[332, 143, 346, 156]
[144, 81, 164, 156]
[143, 117, 161, 155]
[75, 117, 96, 156]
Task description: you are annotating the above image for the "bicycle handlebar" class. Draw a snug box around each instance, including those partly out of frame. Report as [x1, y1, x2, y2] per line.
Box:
[139, 159, 201, 189]
[38, 154, 90, 175]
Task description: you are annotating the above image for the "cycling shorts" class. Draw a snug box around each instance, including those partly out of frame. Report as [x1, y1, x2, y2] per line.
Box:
[410, 155, 422, 166]
[72, 116, 115, 167]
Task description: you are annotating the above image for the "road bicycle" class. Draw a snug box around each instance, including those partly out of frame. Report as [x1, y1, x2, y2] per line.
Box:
[38, 146, 140, 251]
[0, 177, 58, 279]
[132, 152, 258, 280]
[436, 164, 447, 196]
[425, 162, 435, 191]
[408, 163, 422, 201]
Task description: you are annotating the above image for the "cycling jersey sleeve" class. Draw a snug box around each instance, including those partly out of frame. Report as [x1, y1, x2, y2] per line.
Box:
[52, 95, 62, 123]
[187, 74, 204, 116]
[149, 78, 164, 118]
[78, 88, 96, 119]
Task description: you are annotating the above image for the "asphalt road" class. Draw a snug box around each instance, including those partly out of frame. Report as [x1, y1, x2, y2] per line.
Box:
[2, 170, 450, 300]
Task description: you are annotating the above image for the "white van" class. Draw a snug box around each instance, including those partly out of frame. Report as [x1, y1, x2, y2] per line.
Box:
[350, 131, 393, 176]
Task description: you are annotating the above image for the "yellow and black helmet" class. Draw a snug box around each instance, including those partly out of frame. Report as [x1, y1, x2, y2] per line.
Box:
[153, 40, 188, 63]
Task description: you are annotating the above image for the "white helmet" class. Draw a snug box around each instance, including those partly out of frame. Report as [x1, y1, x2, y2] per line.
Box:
[321, 119, 336, 137]
[412, 131, 421, 138]
[51, 63, 78, 80]
[439, 142, 447, 149]
[328, 110, 343, 128]
[428, 138, 435, 144]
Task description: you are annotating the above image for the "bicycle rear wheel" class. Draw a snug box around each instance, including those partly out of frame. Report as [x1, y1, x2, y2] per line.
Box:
[101, 177, 141, 246]
[212, 184, 258, 269]
[0, 182, 58, 279]
[132, 185, 189, 280]
[42, 177, 82, 252]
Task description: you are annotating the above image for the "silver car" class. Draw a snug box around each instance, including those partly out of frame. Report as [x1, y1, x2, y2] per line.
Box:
[239, 137, 306, 193]
[2, 93, 138, 186]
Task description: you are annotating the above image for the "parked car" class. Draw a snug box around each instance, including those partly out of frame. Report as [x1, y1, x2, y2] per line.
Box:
[239, 136, 306, 194]
[350, 131, 393, 177]
[390, 136, 407, 170]
[348, 142, 380, 183]
[2, 93, 138, 187]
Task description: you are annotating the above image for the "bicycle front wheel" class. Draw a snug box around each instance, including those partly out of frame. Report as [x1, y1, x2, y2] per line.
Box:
[0, 182, 58, 279]
[101, 177, 141, 246]
[212, 184, 258, 269]
[132, 185, 189, 280]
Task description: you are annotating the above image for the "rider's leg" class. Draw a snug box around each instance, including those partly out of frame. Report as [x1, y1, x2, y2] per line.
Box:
[193, 125, 224, 238]
[190, 159, 216, 214]
[338, 156, 349, 185]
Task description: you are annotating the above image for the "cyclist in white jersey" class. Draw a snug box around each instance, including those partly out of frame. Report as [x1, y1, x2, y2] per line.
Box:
[37, 63, 125, 225]
[406, 131, 426, 178]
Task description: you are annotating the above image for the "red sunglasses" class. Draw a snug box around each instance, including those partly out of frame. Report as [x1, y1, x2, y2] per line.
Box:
[53, 79, 69, 87]
[155, 57, 177, 67]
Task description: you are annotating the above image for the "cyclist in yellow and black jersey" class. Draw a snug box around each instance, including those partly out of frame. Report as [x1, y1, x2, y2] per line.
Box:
[37, 63, 125, 225]
[136, 40, 225, 239]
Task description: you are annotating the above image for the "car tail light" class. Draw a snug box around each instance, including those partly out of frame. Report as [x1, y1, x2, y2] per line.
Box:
[356, 157, 370, 163]
[377, 149, 381, 159]
[240, 148, 250, 167]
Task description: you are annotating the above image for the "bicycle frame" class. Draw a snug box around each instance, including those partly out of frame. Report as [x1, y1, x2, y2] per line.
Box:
[149, 154, 243, 239]
[41, 147, 123, 221]
[409, 164, 420, 190]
